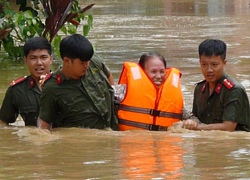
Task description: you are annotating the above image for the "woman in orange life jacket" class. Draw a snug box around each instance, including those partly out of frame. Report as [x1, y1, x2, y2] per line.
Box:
[115, 52, 189, 131]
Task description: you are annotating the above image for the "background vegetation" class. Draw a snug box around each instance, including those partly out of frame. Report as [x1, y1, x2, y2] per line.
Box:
[0, 0, 94, 59]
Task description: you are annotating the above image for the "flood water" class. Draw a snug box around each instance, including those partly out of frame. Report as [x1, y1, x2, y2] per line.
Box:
[1, 0, 250, 179]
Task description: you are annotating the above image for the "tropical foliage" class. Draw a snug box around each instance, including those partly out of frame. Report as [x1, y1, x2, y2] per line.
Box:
[0, 0, 94, 59]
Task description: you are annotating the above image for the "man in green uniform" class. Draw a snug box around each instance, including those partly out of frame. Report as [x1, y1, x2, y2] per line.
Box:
[183, 39, 250, 131]
[0, 37, 53, 126]
[37, 34, 118, 131]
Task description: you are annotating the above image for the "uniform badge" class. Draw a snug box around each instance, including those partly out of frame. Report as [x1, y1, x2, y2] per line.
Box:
[29, 78, 35, 88]
[215, 83, 222, 94]
[56, 74, 62, 85]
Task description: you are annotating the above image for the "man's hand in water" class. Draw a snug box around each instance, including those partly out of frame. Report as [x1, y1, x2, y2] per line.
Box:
[0, 119, 7, 127]
[182, 119, 199, 130]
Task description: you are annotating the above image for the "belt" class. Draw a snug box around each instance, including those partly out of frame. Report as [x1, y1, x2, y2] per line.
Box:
[119, 104, 182, 120]
[119, 119, 168, 131]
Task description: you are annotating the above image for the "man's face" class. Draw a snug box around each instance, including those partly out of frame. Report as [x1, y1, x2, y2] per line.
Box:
[24, 49, 52, 81]
[68, 58, 90, 79]
[200, 55, 226, 85]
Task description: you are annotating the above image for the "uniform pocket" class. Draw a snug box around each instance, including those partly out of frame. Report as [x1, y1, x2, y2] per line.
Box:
[19, 106, 38, 126]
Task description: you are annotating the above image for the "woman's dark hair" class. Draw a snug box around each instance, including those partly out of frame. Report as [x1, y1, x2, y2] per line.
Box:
[139, 52, 167, 69]
[60, 34, 94, 61]
[198, 39, 227, 60]
[23, 37, 52, 57]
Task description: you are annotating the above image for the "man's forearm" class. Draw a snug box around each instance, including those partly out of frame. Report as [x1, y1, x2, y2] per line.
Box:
[0, 119, 7, 126]
[37, 118, 51, 130]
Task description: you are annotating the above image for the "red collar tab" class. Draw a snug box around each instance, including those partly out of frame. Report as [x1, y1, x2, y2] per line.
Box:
[10, 76, 27, 87]
[223, 79, 235, 90]
[56, 74, 62, 85]
[215, 83, 222, 94]
[29, 78, 35, 88]
[201, 82, 207, 93]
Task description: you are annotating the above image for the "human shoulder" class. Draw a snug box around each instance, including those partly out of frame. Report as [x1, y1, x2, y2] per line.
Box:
[222, 76, 247, 92]
[91, 53, 103, 62]
[222, 77, 235, 90]
[90, 53, 104, 69]
[219, 76, 249, 105]
[43, 72, 53, 81]
[194, 79, 206, 88]
[193, 79, 207, 93]
[42, 71, 59, 89]
[9, 76, 28, 87]
[196, 79, 206, 85]
[43, 69, 69, 91]
[43, 68, 61, 83]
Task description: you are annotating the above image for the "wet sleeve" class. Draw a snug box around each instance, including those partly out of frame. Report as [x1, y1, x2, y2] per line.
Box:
[222, 87, 250, 125]
[0, 87, 18, 123]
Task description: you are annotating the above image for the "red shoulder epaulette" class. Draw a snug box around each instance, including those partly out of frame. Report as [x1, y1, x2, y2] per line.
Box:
[10, 76, 27, 86]
[223, 79, 235, 89]
[40, 73, 53, 88]
[44, 73, 53, 82]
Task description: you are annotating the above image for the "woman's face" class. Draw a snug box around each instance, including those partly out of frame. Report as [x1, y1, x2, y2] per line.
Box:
[144, 57, 166, 88]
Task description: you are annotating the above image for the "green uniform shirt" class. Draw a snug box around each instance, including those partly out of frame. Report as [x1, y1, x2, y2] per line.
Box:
[192, 74, 250, 131]
[39, 56, 118, 130]
[94, 54, 111, 78]
[0, 76, 40, 126]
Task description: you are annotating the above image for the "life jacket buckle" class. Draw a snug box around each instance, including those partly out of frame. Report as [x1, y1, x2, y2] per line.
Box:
[147, 124, 168, 131]
[149, 109, 161, 116]
[148, 124, 160, 131]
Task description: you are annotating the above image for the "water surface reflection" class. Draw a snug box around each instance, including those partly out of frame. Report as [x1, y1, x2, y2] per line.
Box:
[1, 0, 250, 179]
[2, 127, 250, 179]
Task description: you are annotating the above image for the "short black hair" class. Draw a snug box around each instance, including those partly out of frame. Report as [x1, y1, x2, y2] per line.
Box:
[139, 52, 167, 69]
[60, 34, 94, 61]
[198, 39, 227, 60]
[23, 37, 52, 57]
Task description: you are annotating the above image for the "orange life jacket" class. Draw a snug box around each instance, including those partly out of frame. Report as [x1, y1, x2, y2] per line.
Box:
[118, 62, 183, 131]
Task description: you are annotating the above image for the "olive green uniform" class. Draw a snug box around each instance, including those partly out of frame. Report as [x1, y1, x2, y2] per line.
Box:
[192, 74, 250, 131]
[39, 56, 118, 130]
[0, 76, 40, 126]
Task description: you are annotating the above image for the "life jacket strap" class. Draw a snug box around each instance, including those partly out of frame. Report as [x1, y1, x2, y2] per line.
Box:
[119, 104, 182, 120]
[119, 118, 168, 131]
